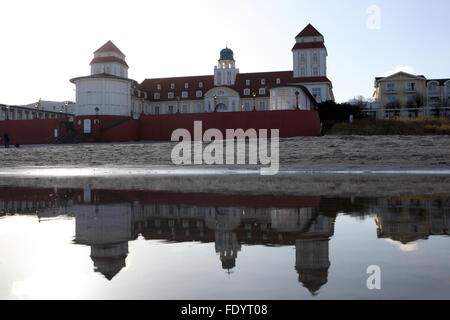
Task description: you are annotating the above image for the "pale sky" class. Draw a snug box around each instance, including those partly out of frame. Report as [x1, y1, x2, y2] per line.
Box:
[0, 0, 449, 105]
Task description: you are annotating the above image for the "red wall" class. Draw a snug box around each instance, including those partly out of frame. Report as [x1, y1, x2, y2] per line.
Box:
[140, 109, 321, 141]
[0, 119, 66, 145]
[100, 119, 140, 142]
[0, 110, 320, 145]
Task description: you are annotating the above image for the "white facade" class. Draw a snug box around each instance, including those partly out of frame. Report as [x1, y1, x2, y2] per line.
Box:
[73, 77, 133, 117]
[269, 86, 316, 110]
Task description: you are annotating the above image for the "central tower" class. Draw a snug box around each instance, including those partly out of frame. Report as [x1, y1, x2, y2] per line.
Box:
[214, 47, 239, 86]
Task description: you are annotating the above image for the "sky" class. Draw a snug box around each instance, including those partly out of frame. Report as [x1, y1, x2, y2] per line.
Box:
[0, 0, 449, 105]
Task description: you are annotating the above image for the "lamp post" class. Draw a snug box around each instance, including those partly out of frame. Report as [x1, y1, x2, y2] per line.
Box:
[176, 96, 180, 113]
[295, 91, 300, 109]
[5, 106, 9, 120]
[35, 100, 40, 119]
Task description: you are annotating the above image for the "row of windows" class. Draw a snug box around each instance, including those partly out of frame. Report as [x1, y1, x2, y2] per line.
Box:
[157, 82, 204, 91]
[153, 88, 267, 100]
[300, 52, 320, 64]
[386, 82, 450, 93]
[146, 101, 268, 114]
[299, 66, 320, 77]
[155, 79, 281, 91]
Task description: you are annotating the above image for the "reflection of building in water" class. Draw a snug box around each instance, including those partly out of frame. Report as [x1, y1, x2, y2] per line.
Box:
[295, 215, 335, 295]
[0, 186, 337, 290]
[376, 197, 450, 244]
[72, 198, 133, 280]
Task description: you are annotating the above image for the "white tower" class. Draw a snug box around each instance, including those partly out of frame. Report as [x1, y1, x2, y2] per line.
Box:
[292, 24, 327, 78]
[214, 47, 239, 86]
[71, 41, 135, 118]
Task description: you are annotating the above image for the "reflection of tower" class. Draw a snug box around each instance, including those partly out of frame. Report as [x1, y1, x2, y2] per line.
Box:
[74, 200, 132, 281]
[215, 231, 241, 273]
[207, 208, 242, 274]
[295, 215, 335, 295]
[91, 242, 129, 281]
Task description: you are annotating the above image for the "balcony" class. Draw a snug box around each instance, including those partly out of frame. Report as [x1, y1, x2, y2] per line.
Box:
[384, 89, 397, 94]
[405, 88, 417, 93]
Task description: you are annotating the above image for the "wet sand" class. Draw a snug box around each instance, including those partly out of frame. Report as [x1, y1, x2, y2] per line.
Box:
[0, 135, 449, 196]
[0, 135, 449, 168]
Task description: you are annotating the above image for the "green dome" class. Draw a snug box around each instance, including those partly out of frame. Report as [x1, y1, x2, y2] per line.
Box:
[220, 47, 234, 61]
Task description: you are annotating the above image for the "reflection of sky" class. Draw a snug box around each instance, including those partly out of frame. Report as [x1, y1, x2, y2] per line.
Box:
[1, 212, 449, 300]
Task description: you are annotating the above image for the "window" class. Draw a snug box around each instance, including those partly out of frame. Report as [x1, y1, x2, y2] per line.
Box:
[154, 106, 160, 114]
[168, 105, 174, 114]
[199, 82, 203, 88]
[300, 68, 306, 76]
[406, 82, 416, 92]
[246, 80, 250, 86]
[196, 103, 202, 113]
[313, 67, 319, 76]
[387, 83, 396, 92]
[244, 89, 250, 96]
[276, 78, 281, 84]
[182, 91, 188, 98]
[387, 96, 397, 103]
[244, 102, 251, 111]
[312, 88, 322, 98]
[300, 54, 305, 63]
[259, 88, 266, 95]
[182, 104, 189, 113]
[428, 82, 438, 93]
[185, 83, 189, 89]
[196, 91, 203, 98]
[168, 92, 174, 99]
[154, 93, 160, 100]
[259, 101, 266, 110]
[170, 83, 175, 89]
[261, 79, 265, 85]
[406, 95, 416, 105]
[157, 84, 161, 90]
[313, 52, 318, 63]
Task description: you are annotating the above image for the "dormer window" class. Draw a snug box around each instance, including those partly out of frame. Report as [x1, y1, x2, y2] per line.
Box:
[154, 93, 160, 100]
[244, 89, 250, 96]
[185, 83, 189, 89]
[246, 80, 250, 86]
[259, 88, 266, 95]
[261, 79, 265, 85]
[276, 78, 281, 84]
[170, 83, 175, 89]
[157, 84, 161, 90]
[196, 91, 203, 98]
[182, 91, 188, 98]
[199, 82, 203, 88]
[168, 92, 174, 99]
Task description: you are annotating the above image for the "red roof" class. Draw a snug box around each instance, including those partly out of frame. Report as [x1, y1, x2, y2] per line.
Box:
[295, 24, 323, 38]
[292, 42, 326, 50]
[90, 56, 129, 67]
[139, 71, 331, 102]
[94, 40, 125, 57]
